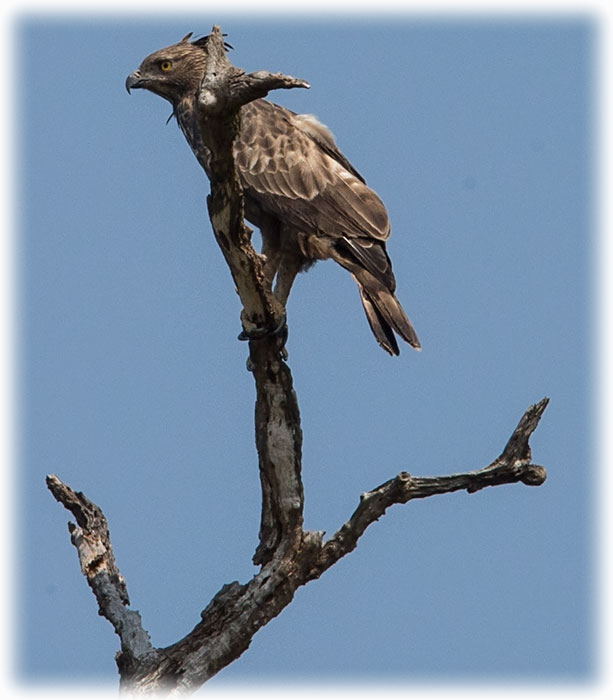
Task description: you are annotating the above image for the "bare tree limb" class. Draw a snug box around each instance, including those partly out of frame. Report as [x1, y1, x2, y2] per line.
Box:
[47, 24, 550, 694]
[197, 25, 308, 342]
[195, 25, 308, 566]
[45, 475, 158, 679]
[198, 24, 309, 118]
[310, 397, 549, 576]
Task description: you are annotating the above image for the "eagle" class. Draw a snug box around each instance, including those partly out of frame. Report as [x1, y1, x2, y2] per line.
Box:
[126, 33, 420, 355]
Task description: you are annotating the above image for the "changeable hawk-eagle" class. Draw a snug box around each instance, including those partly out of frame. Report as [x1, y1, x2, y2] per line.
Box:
[126, 33, 420, 355]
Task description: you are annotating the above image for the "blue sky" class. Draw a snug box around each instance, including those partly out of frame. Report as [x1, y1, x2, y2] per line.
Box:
[15, 12, 595, 692]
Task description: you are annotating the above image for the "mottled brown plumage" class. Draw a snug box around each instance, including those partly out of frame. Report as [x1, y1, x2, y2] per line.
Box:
[126, 33, 420, 354]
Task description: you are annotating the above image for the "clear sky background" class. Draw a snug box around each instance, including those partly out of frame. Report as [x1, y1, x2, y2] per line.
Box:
[15, 10, 595, 693]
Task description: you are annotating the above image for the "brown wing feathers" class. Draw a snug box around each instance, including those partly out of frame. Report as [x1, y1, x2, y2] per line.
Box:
[233, 99, 421, 354]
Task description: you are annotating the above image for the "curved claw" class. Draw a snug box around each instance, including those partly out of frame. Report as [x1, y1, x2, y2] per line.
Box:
[238, 313, 287, 342]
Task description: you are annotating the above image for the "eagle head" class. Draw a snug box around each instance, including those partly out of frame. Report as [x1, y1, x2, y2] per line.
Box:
[125, 33, 209, 104]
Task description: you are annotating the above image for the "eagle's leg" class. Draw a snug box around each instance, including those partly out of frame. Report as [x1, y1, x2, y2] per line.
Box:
[260, 244, 282, 292]
[238, 252, 298, 356]
[273, 254, 302, 307]
[259, 219, 283, 293]
[238, 221, 288, 346]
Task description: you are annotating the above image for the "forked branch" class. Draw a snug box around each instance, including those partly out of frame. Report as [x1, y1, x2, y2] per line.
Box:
[45, 475, 159, 681]
[311, 398, 548, 576]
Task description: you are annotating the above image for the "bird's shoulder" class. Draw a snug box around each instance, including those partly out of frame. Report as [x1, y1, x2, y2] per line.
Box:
[236, 99, 390, 242]
[235, 99, 337, 200]
[237, 100, 367, 178]
[235, 100, 362, 192]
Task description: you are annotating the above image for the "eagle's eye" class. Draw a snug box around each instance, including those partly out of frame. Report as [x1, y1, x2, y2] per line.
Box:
[160, 60, 173, 73]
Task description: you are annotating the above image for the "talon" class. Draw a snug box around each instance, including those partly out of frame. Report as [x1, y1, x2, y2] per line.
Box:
[271, 313, 287, 337]
[238, 326, 267, 341]
[238, 313, 287, 341]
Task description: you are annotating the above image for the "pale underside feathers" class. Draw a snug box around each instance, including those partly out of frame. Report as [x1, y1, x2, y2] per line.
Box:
[126, 35, 420, 355]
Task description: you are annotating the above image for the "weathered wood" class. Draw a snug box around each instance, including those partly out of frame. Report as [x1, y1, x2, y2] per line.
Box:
[309, 398, 549, 577]
[195, 26, 307, 566]
[45, 475, 157, 679]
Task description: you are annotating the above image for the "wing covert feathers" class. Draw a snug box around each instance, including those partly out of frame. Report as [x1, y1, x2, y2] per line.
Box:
[234, 100, 390, 242]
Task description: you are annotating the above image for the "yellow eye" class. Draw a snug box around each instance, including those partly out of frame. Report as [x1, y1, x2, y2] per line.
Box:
[160, 60, 172, 72]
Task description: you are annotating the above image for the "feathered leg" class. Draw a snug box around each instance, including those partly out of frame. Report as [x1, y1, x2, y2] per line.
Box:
[274, 254, 303, 306]
[259, 219, 283, 291]
[239, 218, 288, 342]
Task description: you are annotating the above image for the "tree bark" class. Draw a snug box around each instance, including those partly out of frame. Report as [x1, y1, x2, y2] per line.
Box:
[46, 25, 549, 694]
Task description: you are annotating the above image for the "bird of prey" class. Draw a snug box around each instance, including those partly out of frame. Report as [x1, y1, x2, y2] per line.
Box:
[126, 33, 420, 355]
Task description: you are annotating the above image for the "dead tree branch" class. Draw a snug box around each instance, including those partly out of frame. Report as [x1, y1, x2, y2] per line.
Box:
[47, 25, 549, 694]
[312, 397, 548, 575]
[194, 26, 311, 567]
[45, 475, 159, 680]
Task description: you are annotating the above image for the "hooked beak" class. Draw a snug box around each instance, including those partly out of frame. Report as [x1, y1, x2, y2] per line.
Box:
[125, 71, 144, 94]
